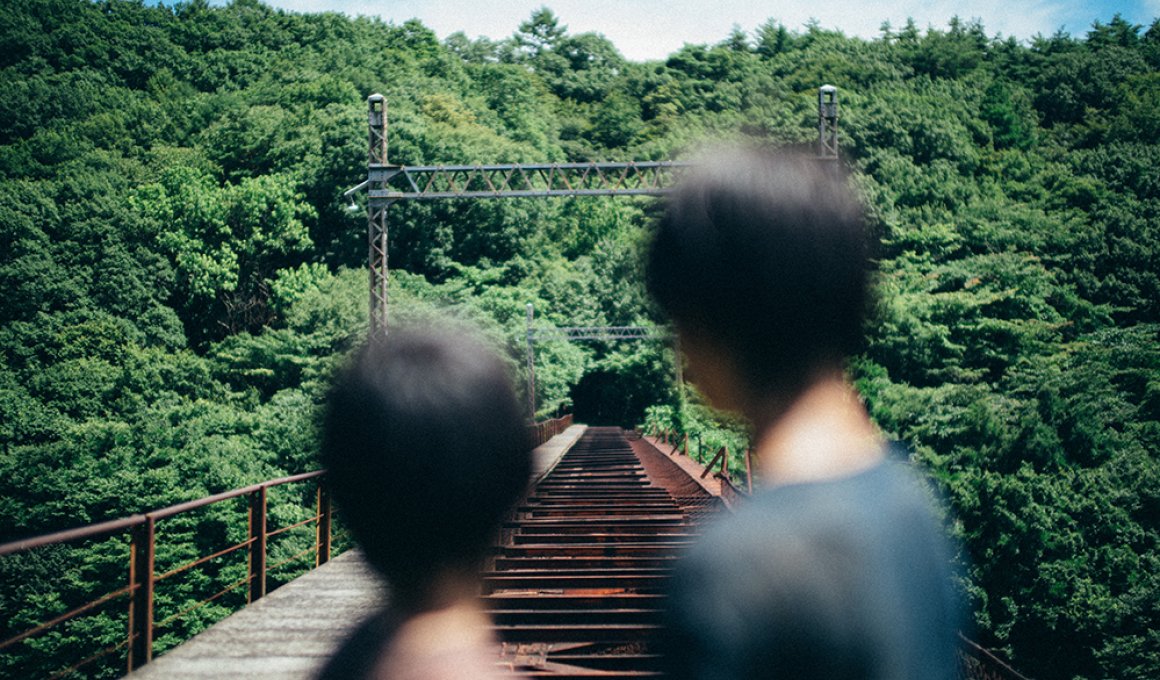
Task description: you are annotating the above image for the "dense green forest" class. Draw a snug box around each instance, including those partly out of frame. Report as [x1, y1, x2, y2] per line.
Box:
[1, 0, 1158, 677]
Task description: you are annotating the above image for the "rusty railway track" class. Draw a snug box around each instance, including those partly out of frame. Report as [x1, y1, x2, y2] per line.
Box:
[490, 427, 718, 678]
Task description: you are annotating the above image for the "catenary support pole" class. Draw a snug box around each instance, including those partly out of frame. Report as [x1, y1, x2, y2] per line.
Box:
[818, 85, 839, 159]
[526, 303, 537, 417]
[367, 94, 390, 335]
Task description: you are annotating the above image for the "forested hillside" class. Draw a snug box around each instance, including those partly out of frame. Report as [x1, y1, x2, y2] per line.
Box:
[1, 1, 1158, 678]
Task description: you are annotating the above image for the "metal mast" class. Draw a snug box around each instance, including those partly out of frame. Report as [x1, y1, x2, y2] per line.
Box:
[525, 303, 537, 417]
[366, 94, 391, 335]
[818, 85, 839, 160]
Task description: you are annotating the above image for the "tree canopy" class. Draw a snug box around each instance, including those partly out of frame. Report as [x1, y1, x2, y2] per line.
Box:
[0, 2, 1158, 678]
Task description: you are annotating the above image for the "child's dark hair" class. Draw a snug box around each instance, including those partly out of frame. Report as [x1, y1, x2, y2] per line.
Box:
[647, 146, 870, 399]
[320, 326, 531, 604]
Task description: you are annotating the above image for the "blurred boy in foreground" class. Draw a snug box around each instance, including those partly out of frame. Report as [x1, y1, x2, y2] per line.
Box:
[648, 146, 963, 679]
[316, 326, 530, 680]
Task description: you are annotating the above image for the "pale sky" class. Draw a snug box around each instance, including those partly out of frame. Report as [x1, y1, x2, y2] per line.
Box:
[237, 0, 1159, 61]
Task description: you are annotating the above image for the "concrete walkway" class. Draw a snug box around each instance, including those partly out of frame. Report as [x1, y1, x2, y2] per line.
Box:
[126, 425, 587, 679]
[530, 424, 586, 484]
[128, 551, 384, 679]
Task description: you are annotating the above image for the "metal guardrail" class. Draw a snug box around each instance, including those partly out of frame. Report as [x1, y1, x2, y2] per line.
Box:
[3, 418, 572, 678]
[528, 414, 574, 448]
[0, 471, 331, 677]
[649, 425, 753, 500]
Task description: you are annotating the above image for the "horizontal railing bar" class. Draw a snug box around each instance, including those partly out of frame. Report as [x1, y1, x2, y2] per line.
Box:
[153, 576, 250, 631]
[3, 468, 334, 676]
[0, 583, 134, 652]
[264, 545, 318, 573]
[154, 538, 254, 583]
[267, 514, 321, 539]
[49, 635, 131, 680]
[0, 471, 325, 556]
[0, 515, 145, 556]
[150, 471, 325, 521]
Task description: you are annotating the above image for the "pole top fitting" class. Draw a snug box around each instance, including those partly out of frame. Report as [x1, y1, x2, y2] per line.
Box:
[368, 93, 385, 104]
[819, 84, 837, 94]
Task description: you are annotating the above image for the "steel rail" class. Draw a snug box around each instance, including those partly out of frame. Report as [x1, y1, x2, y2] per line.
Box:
[2, 418, 568, 674]
[264, 544, 320, 574]
[149, 470, 325, 521]
[0, 583, 134, 653]
[153, 574, 251, 631]
[267, 512, 325, 539]
[48, 636, 131, 680]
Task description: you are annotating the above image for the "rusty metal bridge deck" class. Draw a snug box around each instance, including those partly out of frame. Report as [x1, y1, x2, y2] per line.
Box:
[492, 426, 718, 678]
[117, 424, 1022, 679]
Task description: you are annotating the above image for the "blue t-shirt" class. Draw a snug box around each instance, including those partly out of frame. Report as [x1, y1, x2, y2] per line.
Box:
[661, 453, 963, 680]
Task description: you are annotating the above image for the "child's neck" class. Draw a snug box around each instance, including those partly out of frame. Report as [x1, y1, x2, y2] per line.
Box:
[753, 375, 884, 486]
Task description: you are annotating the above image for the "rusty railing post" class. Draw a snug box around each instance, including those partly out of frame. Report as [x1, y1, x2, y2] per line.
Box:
[248, 486, 267, 603]
[682, 433, 689, 456]
[744, 447, 753, 494]
[316, 483, 332, 567]
[701, 447, 727, 480]
[127, 516, 155, 672]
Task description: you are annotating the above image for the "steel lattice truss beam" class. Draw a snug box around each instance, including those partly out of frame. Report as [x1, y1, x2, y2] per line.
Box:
[530, 325, 672, 342]
[367, 162, 686, 203]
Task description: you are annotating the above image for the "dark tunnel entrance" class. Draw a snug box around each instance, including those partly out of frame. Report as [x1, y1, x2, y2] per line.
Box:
[570, 370, 661, 428]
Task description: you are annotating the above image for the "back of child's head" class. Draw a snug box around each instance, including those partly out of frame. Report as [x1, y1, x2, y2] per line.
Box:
[320, 324, 531, 600]
[647, 145, 870, 400]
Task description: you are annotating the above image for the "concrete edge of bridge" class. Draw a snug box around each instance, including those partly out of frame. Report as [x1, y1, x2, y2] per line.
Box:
[124, 550, 385, 679]
[530, 424, 588, 486]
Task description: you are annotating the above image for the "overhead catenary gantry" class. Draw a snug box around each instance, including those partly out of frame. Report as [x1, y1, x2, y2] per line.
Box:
[523, 303, 675, 416]
[347, 86, 840, 335]
[346, 88, 840, 414]
[352, 95, 690, 333]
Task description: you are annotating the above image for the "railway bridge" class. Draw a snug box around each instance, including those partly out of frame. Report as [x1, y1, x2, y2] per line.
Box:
[122, 425, 727, 679]
[1, 420, 1026, 679]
